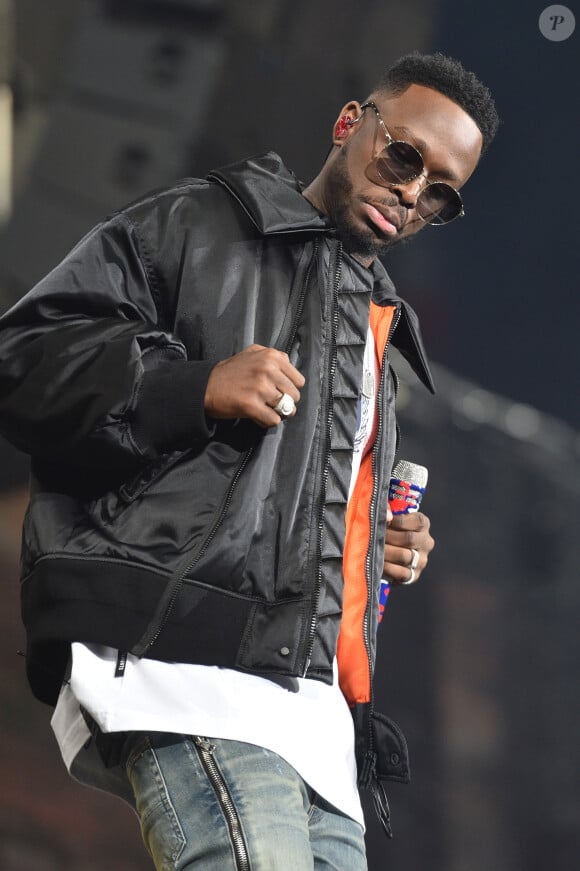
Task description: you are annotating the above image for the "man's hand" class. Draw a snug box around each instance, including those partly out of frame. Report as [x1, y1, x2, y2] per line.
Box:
[383, 510, 434, 585]
[204, 344, 305, 428]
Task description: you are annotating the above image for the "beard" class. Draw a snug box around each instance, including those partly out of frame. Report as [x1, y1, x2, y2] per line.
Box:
[324, 148, 408, 261]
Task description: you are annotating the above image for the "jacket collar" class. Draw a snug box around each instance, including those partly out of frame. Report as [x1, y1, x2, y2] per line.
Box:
[207, 151, 330, 235]
[372, 267, 435, 394]
[209, 152, 435, 393]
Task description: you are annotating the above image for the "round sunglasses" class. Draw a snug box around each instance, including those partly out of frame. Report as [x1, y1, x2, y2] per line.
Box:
[357, 101, 465, 226]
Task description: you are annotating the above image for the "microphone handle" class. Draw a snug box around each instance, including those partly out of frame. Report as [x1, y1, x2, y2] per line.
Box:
[378, 460, 428, 624]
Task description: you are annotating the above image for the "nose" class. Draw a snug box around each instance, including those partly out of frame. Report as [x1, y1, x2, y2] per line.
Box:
[390, 171, 428, 210]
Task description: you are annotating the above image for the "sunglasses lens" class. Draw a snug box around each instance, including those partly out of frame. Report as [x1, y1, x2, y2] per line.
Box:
[376, 141, 423, 184]
[417, 183, 463, 225]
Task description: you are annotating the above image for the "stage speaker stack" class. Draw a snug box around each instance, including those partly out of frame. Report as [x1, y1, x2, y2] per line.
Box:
[0, 0, 226, 304]
[0, 0, 226, 488]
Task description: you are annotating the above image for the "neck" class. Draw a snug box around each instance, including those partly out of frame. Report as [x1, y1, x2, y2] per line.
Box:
[301, 178, 325, 216]
[302, 188, 374, 268]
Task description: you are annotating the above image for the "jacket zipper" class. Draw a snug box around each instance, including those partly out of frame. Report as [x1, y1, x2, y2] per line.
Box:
[133, 241, 318, 658]
[193, 737, 250, 871]
[363, 304, 401, 674]
[302, 241, 342, 676]
[133, 449, 255, 656]
[281, 238, 318, 352]
[360, 304, 401, 837]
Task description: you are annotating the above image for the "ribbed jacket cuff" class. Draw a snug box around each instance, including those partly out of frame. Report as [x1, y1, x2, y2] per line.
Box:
[131, 360, 216, 452]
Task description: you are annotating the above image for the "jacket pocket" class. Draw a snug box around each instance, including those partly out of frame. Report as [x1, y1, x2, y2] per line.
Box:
[104, 449, 191, 522]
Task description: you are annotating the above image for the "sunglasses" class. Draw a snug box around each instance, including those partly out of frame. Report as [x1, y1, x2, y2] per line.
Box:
[359, 101, 465, 226]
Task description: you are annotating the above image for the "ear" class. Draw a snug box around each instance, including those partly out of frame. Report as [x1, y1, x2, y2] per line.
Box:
[332, 101, 363, 146]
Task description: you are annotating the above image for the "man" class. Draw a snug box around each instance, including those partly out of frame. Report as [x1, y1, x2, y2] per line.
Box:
[0, 52, 497, 869]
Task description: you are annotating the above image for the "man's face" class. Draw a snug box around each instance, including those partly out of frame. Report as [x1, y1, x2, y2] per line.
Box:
[316, 84, 483, 263]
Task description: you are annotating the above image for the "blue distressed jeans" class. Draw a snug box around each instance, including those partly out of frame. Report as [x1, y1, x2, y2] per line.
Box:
[122, 732, 368, 871]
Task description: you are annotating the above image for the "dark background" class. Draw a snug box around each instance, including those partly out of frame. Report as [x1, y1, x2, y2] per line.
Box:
[1, 2, 578, 869]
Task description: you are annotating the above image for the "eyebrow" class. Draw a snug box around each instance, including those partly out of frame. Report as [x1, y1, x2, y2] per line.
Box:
[394, 125, 462, 185]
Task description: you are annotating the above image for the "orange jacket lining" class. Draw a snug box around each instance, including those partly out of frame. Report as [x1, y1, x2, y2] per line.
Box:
[337, 302, 395, 706]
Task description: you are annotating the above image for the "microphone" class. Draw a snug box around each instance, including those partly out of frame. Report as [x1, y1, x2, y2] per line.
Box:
[388, 459, 428, 515]
[378, 459, 429, 624]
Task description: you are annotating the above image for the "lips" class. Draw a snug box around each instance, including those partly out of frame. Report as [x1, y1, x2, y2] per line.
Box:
[363, 202, 401, 235]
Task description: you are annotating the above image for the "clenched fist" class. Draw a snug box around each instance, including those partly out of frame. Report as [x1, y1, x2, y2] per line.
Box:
[204, 344, 305, 428]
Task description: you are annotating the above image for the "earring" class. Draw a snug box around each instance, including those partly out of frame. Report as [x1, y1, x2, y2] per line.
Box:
[335, 116, 353, 138]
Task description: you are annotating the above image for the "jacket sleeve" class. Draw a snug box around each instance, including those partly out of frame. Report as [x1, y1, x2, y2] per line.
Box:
[0, 212, 215, 469]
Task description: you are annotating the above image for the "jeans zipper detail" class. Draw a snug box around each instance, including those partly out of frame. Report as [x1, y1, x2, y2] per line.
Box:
[133, 241, 319, 658]
[302, 241, 342, 677]
[193, 737, 250, 871]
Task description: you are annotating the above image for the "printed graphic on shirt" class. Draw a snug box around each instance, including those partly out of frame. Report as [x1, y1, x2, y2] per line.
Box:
[353, 375, 374, 454]
[348, 327, 379, 504]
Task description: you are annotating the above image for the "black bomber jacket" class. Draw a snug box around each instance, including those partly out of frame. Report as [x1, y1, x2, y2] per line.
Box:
[0, 153, 434, 831]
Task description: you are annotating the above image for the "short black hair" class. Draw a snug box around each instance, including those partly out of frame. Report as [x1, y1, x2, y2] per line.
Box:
[372, 52, 499, 154]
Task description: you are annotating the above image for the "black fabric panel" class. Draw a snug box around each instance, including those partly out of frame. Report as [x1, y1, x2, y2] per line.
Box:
[21, 557, 253, 704]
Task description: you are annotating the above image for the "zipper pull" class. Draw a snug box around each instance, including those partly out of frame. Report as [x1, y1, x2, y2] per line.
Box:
[194, 736, 216, 754]
[359, 748, 394, 838]
[358, 749, 375, 789]
[371, 779, 393, 839]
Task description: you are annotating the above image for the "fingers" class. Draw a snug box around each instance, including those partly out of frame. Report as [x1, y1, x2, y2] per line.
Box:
[204, 345, 305, 427]
[271, 374, 302, 406]
[274, 346, 306, 390]
[383, 512, 434, 585]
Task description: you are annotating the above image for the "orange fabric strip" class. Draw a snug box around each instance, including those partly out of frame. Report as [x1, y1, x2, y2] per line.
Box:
[337, 303, 395, 706]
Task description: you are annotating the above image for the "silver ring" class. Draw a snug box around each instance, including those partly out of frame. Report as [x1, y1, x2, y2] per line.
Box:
[273, 392, 295, 418]
[401, 566, 416, 585]
[410, 548, 420, 570]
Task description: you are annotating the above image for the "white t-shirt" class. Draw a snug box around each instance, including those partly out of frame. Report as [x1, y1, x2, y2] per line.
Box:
[52, 327, 379, 828]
